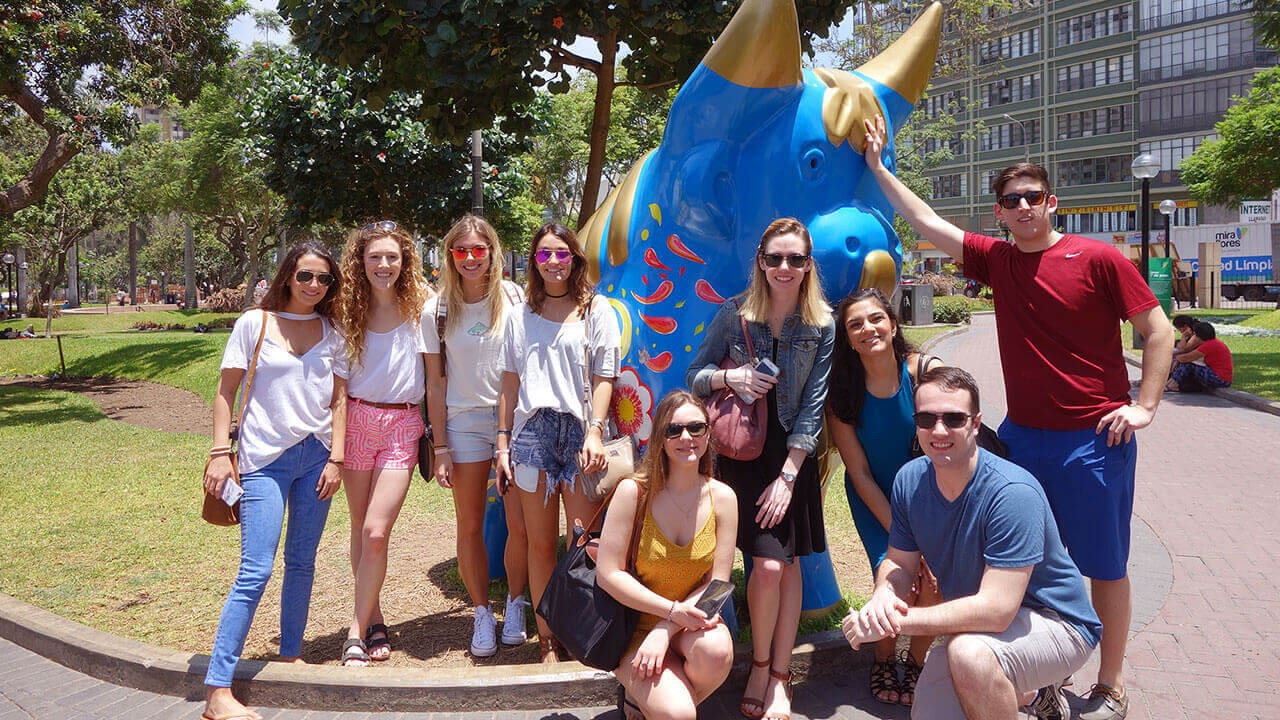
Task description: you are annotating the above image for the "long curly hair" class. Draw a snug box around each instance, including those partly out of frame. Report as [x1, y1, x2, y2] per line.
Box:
[525, 222, 593, 314]
[633, 390, 716, 497]
[337, 223, 429, 367]
[259, 242, 341, 322]
[827, 288, 915, 428]
[438, 214, 508, 337]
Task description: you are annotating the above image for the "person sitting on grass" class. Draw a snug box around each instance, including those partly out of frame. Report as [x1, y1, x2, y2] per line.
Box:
[1167, 321, 1233, 392]
[842, 366, 1102, 720]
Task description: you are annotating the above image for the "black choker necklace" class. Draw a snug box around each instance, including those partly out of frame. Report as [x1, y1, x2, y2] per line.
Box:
[545, 289, 570, 298]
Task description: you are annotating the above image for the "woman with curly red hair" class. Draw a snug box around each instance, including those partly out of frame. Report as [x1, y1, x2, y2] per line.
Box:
[334, 220, 432, 666]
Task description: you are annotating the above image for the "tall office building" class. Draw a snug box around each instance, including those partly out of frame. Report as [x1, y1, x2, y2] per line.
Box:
[913, 0, 1275, 266]
[130, 105, 189, 141]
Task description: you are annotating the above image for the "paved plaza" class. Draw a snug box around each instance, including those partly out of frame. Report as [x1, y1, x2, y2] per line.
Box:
[1, 313, 1277, 719]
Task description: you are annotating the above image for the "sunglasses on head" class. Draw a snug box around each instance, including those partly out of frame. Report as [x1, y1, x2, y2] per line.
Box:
[996, 190, 1048, 210]
[535, 248, 573, 264]
[361, 220, 398, 233]
[664, 421, 709, 439]
[451, 245, 489, 262]
[760, 252, 811, 269]
[294, 270, 336, 286]
[912, 411, 974, 430]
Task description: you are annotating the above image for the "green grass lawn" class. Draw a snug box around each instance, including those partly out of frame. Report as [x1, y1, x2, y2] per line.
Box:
[904, 325, 961, 346]
[2, 308, 238, 335]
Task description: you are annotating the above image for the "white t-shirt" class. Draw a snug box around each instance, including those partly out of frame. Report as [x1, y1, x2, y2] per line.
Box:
[500, 295, 622, 443]
[421, 284, 523, 415]
[220, 310, 345, 474]
[340, 318, 427, 404]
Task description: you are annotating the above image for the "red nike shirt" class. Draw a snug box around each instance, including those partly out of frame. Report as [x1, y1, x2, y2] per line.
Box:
[963, 232, 1159, 430]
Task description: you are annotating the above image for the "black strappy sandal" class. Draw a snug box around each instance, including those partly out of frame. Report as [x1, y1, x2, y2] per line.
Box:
[341, 637, 370, 667]
[898, 650, 922, 707]
[365, 622, 391, 661]
[869, 657, 900, 705]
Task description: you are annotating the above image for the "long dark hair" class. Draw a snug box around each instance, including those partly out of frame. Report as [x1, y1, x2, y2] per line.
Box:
[828, 288, 915, 427]
[258, 242, 340, 322]
[525, 222, 593, 314]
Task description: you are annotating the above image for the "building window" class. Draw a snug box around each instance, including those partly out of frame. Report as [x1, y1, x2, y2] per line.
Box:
[986, 0, 1041, 19]
[1141, 0, 1244, 31]
[932, 173, 968, 199]
[980, 27, 1041, 64]
[1138, 134, 1217, 183]
[1138, 18, 1273, 83]
[923, 135, 968, 156]
[980, 118, 1041, 151]
[921, 89, 967, 119]
[1060, 210, 1137, 234]
[1056, 104, 1132, 139]
[1055, 5, 1132, 46]
[1056, 55, 1134, 92]
[980, 72, 1042, 108]
[1139, 73, 1254, 135]
[1055, 154, 1132, 187]
[143, 108, 162, 124]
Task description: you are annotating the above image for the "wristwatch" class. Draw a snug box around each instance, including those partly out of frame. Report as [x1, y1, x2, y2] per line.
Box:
[780, 470, 797, 485]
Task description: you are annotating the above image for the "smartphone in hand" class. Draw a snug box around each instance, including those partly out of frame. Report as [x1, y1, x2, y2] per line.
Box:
[755, 357, 779, 377]
[694, 579, 735, 619]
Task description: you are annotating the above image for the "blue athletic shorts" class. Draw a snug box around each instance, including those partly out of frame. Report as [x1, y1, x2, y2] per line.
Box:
[998, 418, 1136, 581]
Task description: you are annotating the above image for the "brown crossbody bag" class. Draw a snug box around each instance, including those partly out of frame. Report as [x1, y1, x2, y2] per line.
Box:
[201, 310, 268, 526]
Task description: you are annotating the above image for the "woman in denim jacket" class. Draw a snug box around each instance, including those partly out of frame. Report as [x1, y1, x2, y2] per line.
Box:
[687, 217, 834, 720]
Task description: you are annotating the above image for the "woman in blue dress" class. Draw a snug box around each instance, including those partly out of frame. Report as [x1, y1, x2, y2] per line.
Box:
[827, 288, 942, 707]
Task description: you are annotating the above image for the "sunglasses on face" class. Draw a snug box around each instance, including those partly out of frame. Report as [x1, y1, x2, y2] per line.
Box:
[996, 190, 1048, 210]
[294, 270, 336, 286]
[760, 252, 811, 269]
[361, 220, 398, 232]
[664, 421, 709, 439]
[535, 249, 574, 264]
[912, 411, 974, 430]
[451, 245, 490, 262]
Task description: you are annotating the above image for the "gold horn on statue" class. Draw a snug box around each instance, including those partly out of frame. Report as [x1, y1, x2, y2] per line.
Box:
[702, 0, 803, 88]
[854, 1, 943, 106]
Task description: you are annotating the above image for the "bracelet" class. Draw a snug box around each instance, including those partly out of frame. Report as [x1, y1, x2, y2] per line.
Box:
[435, 447, 451, 455]
[327, 458, 344, 466]
[209, 449, 233, 458]
[589, 419, 606, 432]
[497, 429, 512, 436]
[666, 600, 676, 621]
[494, 449, 510, 458]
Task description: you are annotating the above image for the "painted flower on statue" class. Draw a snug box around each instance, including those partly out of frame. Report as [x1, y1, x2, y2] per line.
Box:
[611, 366, 653, 443]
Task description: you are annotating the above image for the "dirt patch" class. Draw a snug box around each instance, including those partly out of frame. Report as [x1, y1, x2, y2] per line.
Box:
[1, 376, 212, 436]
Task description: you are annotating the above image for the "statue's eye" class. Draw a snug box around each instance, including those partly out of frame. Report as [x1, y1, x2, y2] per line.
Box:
[801, 147, 826, 181]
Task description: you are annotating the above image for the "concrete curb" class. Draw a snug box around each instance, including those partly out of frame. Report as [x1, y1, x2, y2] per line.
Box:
[1122, 351, 1280, 418]
[0, 592, 871, 711]
[919, 322, 971, 354]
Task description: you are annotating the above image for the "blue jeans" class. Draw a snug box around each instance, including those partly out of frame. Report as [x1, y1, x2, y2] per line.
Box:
[205, 435, 332, 688]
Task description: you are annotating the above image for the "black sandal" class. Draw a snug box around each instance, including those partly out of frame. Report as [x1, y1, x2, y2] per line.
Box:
[365, 623, 391, 661]
[870, 657, 900, 705]
[341, 637, 370, 667]
[898, 651, 922, 707]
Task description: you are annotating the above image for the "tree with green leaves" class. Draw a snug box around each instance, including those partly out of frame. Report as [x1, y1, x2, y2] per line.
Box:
[1255, 0, 1280, 49]
[0, 0, 244, 215]
[276, 0, 847, 227]
[241, 49, 544, 249]
[1181, 66, 1280, 207]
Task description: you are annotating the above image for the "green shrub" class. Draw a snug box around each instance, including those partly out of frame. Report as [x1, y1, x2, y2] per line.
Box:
[933, 296, 973, 324]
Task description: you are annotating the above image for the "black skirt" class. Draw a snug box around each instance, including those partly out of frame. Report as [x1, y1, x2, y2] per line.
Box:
[716, 388, 825, 562]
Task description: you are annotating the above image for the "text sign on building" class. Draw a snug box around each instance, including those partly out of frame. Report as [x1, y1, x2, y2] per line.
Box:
[1240, 200, 1271, 224]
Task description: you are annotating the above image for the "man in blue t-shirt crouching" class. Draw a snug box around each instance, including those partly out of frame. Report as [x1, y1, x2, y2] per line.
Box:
[842, 366, 1102, 719]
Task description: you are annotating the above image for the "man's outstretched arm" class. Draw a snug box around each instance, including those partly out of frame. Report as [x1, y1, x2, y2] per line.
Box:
[863, 115, 966, 261]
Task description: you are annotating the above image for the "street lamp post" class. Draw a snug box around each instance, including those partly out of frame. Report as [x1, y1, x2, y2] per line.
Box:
[1002, 113, 1030, 164]
[1130, 153, 1161, 349]
[1, 253, 12, 318]
[1158, 199, 1177, 260]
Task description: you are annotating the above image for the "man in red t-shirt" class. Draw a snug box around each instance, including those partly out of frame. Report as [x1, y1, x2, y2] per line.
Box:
[861, 117, 1174, 720]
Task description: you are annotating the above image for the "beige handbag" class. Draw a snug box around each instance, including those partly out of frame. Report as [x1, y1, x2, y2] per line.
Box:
[579, 296, 637, 501]
[201, 310, 268, 526]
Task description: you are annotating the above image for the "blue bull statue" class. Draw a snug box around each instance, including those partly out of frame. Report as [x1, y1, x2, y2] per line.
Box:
[583, 0, 942, 447]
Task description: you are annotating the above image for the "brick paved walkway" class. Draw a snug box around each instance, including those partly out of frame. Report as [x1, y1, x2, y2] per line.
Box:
[930, 314, 1280, 720]
[2, 313, 1276, 719]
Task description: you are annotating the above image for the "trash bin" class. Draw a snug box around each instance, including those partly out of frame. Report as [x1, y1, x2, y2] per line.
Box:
[899, 283, 934, 326]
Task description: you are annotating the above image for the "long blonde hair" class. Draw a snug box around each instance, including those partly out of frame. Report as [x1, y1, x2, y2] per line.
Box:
[337, 223, 429, 367]
[438, 214, 508, 337]
[738, 217, 831, 328]
[633, 391, 716, 497]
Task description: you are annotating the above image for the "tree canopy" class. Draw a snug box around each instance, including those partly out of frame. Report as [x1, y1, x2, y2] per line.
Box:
[276, 0, 847, 226]
[0, 0, 244, 215]
[1181, 67, 1280, 206]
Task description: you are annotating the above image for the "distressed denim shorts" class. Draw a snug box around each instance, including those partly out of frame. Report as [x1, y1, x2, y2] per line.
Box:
[510, 408, 584, 504]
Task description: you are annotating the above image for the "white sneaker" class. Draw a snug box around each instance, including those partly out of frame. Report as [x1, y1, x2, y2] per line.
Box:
[501, 594, 528, 646]
[470, 605, 498, 658]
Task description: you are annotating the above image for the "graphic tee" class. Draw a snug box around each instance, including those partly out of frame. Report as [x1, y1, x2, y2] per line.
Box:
[421, 285, 523, 414]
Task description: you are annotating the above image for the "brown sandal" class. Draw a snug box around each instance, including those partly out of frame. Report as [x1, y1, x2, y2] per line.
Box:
[762, 666, 793, 720]
[740, 657, 770, 719]
[898, 651, 922, 707]
[537, 635, 559, 663]
[870, 657, 900, 704]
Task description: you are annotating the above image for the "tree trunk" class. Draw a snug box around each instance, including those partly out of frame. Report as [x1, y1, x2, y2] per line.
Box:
[0, 82, 82, 216]
[242, 229, 261, 310]
[576, 30, 619, 229]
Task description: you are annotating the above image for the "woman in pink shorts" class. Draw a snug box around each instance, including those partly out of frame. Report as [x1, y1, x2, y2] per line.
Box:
[334, 221, 432, 666]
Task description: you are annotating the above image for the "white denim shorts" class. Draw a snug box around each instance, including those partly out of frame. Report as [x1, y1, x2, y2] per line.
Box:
[445, 406, 499, 464]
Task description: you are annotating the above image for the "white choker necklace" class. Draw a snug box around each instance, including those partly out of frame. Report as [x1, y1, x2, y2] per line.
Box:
[273, 311, 319, 320]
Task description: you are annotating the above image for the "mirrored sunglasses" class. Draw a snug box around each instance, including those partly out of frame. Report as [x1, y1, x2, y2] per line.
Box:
[360, 220, 398, 233]
[451, 245, 490, 262]
[535, 249, 573, 264]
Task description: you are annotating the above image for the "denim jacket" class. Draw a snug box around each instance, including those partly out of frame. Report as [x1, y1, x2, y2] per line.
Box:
[687, 297, 835, 455]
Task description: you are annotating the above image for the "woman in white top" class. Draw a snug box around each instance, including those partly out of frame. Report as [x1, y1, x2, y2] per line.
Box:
[202, 242, 347, 720]
[334, 221, 432, 666]
[496, 222, 621, 663]
[423, 214, 530, 658]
